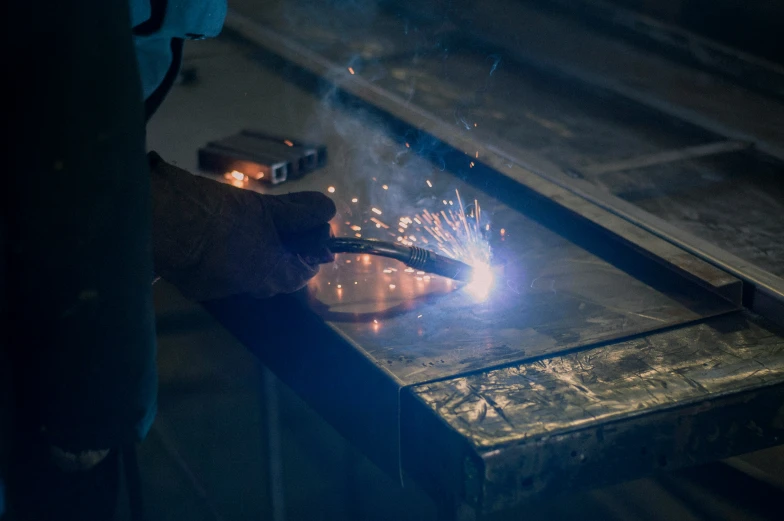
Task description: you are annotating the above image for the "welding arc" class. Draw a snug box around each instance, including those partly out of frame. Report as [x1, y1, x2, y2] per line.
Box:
[327, 237, 474, 282]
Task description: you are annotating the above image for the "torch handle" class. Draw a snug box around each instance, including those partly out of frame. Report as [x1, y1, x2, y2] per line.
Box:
[326, 237, 474, 282]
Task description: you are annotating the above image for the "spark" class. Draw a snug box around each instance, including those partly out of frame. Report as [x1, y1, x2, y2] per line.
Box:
[414, 189, 494, 300]
[328, 186, 336, 193]
[470, 162, 475, 168]
[337, 284, 342, 289]
[355, 233, 362, 237]
[405, 143, 410, 148]
[229, 170, 245, 181]
[475, 151, 479, 158]
[284, 139, 294, 147]
[346, 260, 351, 263]
[352, 198, 358, 203]
[382, 184, 389, 190]
[348, 67, 355, 74]
[464, 261, 495, 302]
[347, 184, 492, 302]
[417, 315, 423, 318]
[370, 217, 389, 228]
[500, 228, 506, 236]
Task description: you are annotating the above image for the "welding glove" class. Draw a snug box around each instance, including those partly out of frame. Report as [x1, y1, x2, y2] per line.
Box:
[150, 152, 336, 301]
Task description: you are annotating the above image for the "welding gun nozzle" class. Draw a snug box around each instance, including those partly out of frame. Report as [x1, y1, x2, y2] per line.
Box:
[326, 238, 474, 282]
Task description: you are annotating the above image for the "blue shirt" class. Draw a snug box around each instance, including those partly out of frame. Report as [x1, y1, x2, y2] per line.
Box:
[131, 0, 227, 101]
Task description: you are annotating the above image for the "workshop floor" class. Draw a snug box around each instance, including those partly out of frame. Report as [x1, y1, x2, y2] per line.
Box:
[132, 29, 784, 521]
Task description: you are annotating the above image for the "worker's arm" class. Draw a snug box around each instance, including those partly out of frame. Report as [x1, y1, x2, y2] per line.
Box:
[6, 0, 156, 454]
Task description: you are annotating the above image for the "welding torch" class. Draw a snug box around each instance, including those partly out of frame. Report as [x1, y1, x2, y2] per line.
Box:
[327, 237, 474, 281]
[282, 225, 475, 282]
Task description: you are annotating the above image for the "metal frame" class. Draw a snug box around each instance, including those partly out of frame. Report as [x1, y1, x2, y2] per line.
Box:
[203, 7, 784, 520]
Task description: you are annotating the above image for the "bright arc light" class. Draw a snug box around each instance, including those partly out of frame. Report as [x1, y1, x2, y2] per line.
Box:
[464, 261, 495, 302]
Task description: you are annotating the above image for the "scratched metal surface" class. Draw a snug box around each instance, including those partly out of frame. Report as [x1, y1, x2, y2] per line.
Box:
[368, 49, 714, 171]
[299, 153, 734, 385]
[411, 311, 784, 448]
[601, 152, 784, 278]
[236, 1, 714, 171]
[200, 29, 738, 387]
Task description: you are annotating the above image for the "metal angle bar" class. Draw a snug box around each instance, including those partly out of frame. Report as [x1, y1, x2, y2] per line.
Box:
[223, 9, 743, 306]
[489, 147, 784, 325]
[581, 140, 751, 176]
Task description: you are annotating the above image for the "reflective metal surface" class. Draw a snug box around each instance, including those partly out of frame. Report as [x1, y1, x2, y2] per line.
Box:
[412, 311, 784, 447]
[308, 176, 735, 386]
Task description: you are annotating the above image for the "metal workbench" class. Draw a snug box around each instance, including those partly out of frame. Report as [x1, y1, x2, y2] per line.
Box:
[149, 1, 784, 518]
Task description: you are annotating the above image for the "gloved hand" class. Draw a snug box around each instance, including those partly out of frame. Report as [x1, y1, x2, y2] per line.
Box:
[150, 152, 336, 301]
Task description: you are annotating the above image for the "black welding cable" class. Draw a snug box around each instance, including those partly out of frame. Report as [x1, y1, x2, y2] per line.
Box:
[282, 226, 475, 282]
[326, 238, 474, 282]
